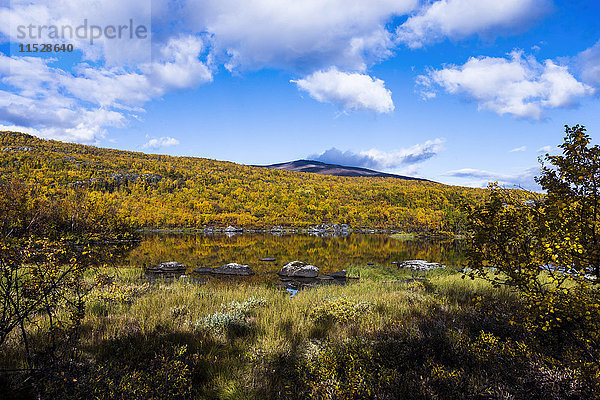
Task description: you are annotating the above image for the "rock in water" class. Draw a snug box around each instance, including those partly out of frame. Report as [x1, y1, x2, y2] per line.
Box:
[147, 261, 187, 273]
[397, 260, 445, 271]
[212, 263, 255, 276]
[278, 261, 319, 278]
[329, 270, 347, 279]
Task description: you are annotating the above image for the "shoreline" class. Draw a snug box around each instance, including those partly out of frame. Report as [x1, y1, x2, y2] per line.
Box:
[136, 226, 464, 240]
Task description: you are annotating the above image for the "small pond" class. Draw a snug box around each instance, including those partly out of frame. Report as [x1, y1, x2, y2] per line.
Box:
[125, 233, 467, 289]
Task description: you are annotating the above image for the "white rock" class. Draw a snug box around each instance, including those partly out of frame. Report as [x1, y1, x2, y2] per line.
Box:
[278, 261, 319, 278]
[397, 260, 445, 271]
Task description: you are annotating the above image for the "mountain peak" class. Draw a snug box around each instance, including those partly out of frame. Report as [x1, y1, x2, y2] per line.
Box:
[256, 159, 431, 182]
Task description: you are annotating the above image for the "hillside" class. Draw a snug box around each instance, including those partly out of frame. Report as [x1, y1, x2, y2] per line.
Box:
[258, 159, 431, 181]
[0, 131, 487, 232]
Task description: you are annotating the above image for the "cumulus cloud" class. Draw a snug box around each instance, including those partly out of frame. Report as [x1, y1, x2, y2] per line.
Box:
[576, 39, 600, 89]
[142, 136, 180, 149]
[510, 146, 527, 152]
[418, 51, 594, 119]
[0, 0, 415, 139]
[397, 0, 551, 49]
[0, 56, 126, 142]
[444, 166, 541, 190]
[185, 0, 417, 72]
[0, 35, 212, 143]
[309, 139, 444, 170]
[0, 0, 420, 73]
[0, 0, 152, 66]
[0, 1, 215, 143]
[293, 68, 394, 113]
[0, 0, 573, 142]
[150, 35, 213, 90]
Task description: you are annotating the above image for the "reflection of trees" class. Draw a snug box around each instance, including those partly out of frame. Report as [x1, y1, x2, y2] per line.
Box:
[127, 234, 467, 273]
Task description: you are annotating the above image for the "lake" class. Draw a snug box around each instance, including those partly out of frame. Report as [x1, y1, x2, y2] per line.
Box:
[126, 233, 467, 280]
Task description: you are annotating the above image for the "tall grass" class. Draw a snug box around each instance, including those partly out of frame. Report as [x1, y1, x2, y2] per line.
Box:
[2, 264, 595, 399]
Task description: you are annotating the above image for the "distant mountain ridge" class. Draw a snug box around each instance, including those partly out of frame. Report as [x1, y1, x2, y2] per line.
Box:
[257, 159, 431, 182]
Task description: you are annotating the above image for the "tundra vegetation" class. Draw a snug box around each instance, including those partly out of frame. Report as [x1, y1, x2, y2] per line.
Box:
[0, 131, 488, 233]
[0, 125, 598, 399]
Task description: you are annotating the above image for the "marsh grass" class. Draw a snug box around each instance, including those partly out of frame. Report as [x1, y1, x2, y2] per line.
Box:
[347, 263, 458, 281]
[2, 264, 596, 399]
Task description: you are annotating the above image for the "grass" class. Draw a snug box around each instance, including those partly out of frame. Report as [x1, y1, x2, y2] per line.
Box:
[389, 232, 416, 241]
[347, 263, 458, 281]
[390, 232, 468, 241]
[2, 264, 597, 399]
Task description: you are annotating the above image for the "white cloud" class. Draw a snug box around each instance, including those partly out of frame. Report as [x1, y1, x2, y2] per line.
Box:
[309, 139, 444, 170]
[150, 35, 213, 90]
[142, 136, 180, 149]
[0, 0, 418, 73]
[537, 145, 552, 153]
[293, 68, 394, 114]
[0, 36, 211, 143]
[510, 146, 527, 152]
[1, 0, 152, 66]
[397, 0, 551, 49]
[0, 0, 418, 139]
[0, 0, 581, 142]
[443, 166, 541, 190]
[418, 51, 594, 119]
[186, 0, 417, 72]
[0, 56, 127, 142]
[577, 39, 600, 89]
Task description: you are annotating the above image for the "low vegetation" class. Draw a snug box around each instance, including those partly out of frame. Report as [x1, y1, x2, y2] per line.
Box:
[0, 131, 488, 233]
[1, 125, 599, 399]
[4, 266, 598, 399]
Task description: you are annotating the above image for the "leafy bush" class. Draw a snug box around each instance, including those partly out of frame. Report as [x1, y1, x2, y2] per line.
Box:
[466, 125, 600, 384]
[85, 282, 146, 316]
[296, 338, 378, 399]
[309, 298, 374, 324]
[195, 297, 266, 337]
[38, 340, 195, 400]
[0, 178, 135, 398]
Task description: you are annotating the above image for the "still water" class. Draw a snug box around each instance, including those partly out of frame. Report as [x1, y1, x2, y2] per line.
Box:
[126, 233, 467, 276]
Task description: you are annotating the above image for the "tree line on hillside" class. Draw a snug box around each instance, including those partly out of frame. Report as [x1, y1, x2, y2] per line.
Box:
[0, 131, 489, 233]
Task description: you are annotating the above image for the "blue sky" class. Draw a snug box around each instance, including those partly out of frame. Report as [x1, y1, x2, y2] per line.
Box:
[1, 0, 600, 189]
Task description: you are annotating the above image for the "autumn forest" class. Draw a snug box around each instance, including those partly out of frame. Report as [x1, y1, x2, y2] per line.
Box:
[1, 131, 487, 233]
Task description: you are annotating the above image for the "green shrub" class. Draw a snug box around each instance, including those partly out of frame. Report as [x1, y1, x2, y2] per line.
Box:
[195, 297, 266, 337]
[309, 298, 373, 324]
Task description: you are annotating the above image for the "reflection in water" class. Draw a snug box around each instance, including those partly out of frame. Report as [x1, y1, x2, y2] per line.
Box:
[127, 233, 467, 277]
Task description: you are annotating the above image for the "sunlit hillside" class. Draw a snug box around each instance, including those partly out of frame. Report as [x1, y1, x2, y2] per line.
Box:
[0, 131, 488, 232]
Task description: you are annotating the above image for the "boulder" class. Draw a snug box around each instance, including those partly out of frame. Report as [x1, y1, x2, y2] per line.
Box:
[224, 226, 242, 232]
[212, 263, 255, 276]
[329, 270, 347, 279]
[278, 261, 319, 278]
[397, 260, 445, 271]
[148, 261, 187, 273]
